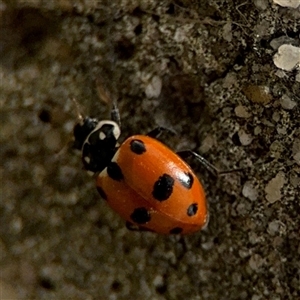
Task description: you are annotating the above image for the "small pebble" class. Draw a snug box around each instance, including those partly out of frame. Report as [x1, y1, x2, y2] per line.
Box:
[249, 254, 264, 270]
[273, 44, 300, 71]
[270, 140, 284, 156]
[293, 139, 300, 165]
[276, 126, 287, 135]
[273, 0, 300, 8]
[242, 181, 258, 201]
[174, 27, 187, 43]
[243, 85, 272, 104]
[265, 171, 286, 203]
[289, 170, 300, 187]
[145, 75, 162, 99]
[268, 220, 281, 235]
[222, 72, 237, 88]
[152, 275, 164, 287]
[280, 95, 297, 110]
[238, 129, 253, 146]
[293, 152, 300, 165]
[235, 105, 251, 118]
[201, 240, 214, 251]
[292, 138, 300, 156]
[272, 111, 280, 122]
[253, 0, 268, 10]
[222, 22, 232, 42]
[254, 126, 262, 135]
[199, 135, 215, 153]
[270, 36, 297, 50]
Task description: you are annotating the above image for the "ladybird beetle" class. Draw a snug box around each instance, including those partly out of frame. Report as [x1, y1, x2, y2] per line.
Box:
[73, 98, 212, 234]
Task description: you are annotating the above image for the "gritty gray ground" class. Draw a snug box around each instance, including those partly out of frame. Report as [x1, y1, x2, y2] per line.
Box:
[0, 1, 299, 299]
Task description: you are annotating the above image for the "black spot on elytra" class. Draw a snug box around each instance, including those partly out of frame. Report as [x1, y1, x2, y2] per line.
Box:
[97, 186, 107, 200]
[169, 227, 183, 234]
[187, 203, 198, 216]
[130, 207, 151, 224]
[152, 174, 175, 201]
[178, 172, 194, 189]
[130, 139, 146, 154]
[107, 162, 123, 181]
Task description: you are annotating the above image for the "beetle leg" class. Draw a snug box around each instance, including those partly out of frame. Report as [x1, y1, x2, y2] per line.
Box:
[126, 221, 154, 232]
[177, 150, 244, 177]
[177, 150, 219, 177]
[147, 127, 177, 139]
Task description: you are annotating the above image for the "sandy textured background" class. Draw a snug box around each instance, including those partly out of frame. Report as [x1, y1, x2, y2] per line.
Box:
[0, 1, 299, 299]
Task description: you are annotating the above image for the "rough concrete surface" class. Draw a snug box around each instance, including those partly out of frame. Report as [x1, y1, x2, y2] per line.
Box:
[0, 1, 299, 299]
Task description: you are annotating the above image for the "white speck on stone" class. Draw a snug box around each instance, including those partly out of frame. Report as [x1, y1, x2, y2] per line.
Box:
[242, 181, 258, 201]
[145, 75, 162, 99]
[238, 130, 253, 146]
[235, 105, 251, 118]
[265, 171, 286, 203]
[273, 44, 300, 71]
[273, 0, 300, 8]
[280, 94, 297, 110]
[84, 156, 90, 164]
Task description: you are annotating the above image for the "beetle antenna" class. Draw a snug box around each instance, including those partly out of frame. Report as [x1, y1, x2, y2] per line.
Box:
[110, 100, 121, 128]
[96, 78, 121, 128]
[177, 150, 245, 177]
[71, 97, 84, 125]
